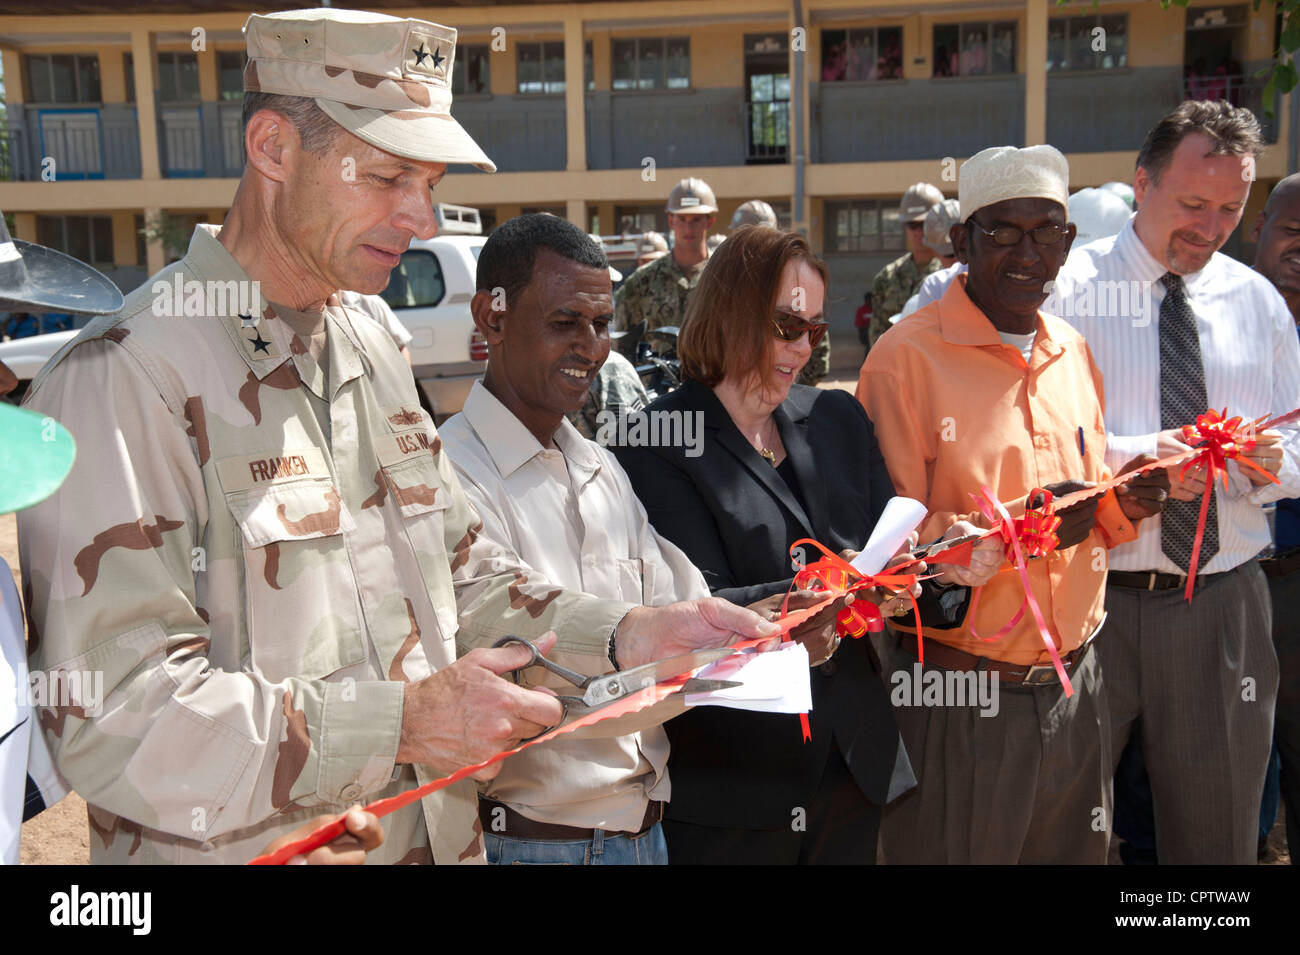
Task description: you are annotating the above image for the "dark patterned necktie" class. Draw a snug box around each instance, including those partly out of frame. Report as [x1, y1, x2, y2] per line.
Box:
[1159, 272, 1218, 570]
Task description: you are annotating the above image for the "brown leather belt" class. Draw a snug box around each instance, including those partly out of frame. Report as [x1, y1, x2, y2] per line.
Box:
[1260, 548, 1300, 580]
[1108, 569, 1231, 591]
[477, 798, 663, 842]
[899, 631, 1096, 686]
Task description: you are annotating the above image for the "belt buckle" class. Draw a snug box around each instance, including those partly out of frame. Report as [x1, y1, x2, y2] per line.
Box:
[1021, 664, 1057, 686]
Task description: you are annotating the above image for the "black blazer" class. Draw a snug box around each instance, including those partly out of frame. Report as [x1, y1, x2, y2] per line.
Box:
[615, 379, 914, 830]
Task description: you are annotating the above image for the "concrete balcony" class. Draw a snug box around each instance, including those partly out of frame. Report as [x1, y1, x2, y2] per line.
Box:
[812, 74, 1025, 163]
[453, 95, 567, 172]
[586, 88, 749, 169]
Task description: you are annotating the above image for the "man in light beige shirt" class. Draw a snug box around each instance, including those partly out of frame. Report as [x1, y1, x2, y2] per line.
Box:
[441, 213, 710, 864]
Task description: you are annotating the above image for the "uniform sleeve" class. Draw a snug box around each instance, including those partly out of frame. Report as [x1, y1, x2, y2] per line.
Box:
[439, 447, 632, 675]
[867, 270, 894, 346]
[18, 339, 405, 842]
[613, 274, 644, 334]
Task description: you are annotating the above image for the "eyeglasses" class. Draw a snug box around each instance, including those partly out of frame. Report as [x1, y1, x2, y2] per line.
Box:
[969, 219, 1070, 247]
[772, 311, 828, 347]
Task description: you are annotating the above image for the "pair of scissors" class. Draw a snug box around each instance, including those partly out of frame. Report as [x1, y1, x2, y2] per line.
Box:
[492, 636, 742, 737]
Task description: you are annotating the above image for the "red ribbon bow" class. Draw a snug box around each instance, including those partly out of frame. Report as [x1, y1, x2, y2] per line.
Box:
[1175, 409, 1279, 601]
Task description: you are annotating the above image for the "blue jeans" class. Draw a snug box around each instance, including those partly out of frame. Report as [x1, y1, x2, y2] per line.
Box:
[485, 822, 668, 865]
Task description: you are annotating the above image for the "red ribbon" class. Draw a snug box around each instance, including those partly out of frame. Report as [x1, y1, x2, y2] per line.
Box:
[968, 487, 1074, 696]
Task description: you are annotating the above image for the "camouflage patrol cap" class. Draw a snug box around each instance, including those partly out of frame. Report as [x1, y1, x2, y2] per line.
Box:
[667, 178, 718, 214]
[899, 182, 945, 222]
[243, 8, 495, 172]
[922, 198, 961, 256]
[729, 199, 778, 231]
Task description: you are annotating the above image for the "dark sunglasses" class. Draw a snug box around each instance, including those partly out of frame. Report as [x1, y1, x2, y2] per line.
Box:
[772, 311, 828, 347]
[969, 219, 1070, 247]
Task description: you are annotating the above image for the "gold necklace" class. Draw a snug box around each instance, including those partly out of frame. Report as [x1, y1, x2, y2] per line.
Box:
[757, 418, 779, 467]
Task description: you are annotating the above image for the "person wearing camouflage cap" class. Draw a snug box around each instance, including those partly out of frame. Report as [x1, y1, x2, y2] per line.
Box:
[866, 183, 946, 349]
[17, 7, 775, 866]
[615, 177, 717, 356]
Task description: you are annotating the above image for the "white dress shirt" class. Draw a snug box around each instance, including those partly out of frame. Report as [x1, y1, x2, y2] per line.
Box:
[1046, 219, 1300, 574]
[916, 262, 966, 309]
[439, 381, 709, 830]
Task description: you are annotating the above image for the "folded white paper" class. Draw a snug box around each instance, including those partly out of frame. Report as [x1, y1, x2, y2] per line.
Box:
[849, 496, 929, 577]
[684, 642, 812, 714]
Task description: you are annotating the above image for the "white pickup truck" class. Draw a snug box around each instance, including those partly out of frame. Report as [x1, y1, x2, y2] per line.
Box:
[0, 204, 489, 420]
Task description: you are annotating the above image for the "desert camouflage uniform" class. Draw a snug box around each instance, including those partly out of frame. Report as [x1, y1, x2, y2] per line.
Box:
[17, 225, 631, 865]
[567, 351, 650, 443]
[868, 253, 941, 347]
[614, 252, 708, 353]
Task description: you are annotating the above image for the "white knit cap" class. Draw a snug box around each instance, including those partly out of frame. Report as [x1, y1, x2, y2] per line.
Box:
[958, 145, 1069, 221]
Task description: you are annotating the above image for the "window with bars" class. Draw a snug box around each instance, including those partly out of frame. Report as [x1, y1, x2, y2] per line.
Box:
[1047, 14, 1128, 72]
[819, 27, 904, 82]
[517, 42, 566, 94]
[218, 51, 246, 100]
[25, 54, 101, 104]
[824, 199, 905, 254]
[452, 44, 490, 95]
[611, 37, 690, 91]
[157, 51, 200, 102]
[38, 215, 114, 268]
[932, 21, 1017, 77]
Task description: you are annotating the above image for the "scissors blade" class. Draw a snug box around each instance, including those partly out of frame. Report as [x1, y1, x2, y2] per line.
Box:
[582, 647, 737, 707]
[678, 678, 742, 694]
[913, 533, 986, 561]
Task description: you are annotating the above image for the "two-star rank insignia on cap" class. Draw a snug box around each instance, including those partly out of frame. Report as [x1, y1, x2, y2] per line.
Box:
[407, 33, 449, 80]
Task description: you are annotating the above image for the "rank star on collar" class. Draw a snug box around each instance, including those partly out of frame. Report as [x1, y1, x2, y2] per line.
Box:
[238, 312, 257, 329]
[247, 330, 272, 355]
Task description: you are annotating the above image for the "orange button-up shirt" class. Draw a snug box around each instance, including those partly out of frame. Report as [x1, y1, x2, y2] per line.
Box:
[857, 275, 1132, 665]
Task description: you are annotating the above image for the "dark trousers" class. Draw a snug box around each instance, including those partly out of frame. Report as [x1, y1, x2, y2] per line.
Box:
[1102, 562, 1277, 864]
[1267, 561, 1300, 861]
[662, 747, 880, 865]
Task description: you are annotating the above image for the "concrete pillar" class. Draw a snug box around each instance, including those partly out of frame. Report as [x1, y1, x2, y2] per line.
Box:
[132, 29, 161, 180]
[564, 15, 587, 173]
[1025, 0, 1047, 146]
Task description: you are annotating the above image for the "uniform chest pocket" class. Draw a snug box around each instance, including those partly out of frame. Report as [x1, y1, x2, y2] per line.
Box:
[379, 453, 458, 643]
[224, 478, 366, 682]
[380, 453, 450, 521]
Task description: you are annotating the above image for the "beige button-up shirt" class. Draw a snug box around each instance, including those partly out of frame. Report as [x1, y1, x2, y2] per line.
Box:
[441, 382, 709, 831]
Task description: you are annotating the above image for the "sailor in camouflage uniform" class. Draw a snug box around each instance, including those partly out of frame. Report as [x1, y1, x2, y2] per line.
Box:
[17, 8, 774, 866]
[615, 178, 716, 356]
[867, 183, 945, 349]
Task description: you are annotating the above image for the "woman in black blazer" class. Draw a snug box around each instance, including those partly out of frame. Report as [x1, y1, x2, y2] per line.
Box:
[615, 227, 963, 864]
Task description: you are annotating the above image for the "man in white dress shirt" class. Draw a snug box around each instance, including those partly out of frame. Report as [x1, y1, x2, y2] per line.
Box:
[1048, 100, 1300, 863]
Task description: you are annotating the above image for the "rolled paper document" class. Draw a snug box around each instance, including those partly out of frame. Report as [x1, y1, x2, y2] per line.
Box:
[850, 496, 929, 576]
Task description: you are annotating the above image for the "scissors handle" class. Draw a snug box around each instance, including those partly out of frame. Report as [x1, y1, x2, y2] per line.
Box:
[491, 636, 594, 691]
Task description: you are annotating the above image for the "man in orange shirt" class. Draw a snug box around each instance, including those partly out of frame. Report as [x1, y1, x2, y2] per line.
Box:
[858, 145, 1168, 863]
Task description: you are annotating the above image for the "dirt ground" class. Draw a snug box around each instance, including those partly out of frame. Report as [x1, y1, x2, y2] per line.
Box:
[6, 339, 1292, 864]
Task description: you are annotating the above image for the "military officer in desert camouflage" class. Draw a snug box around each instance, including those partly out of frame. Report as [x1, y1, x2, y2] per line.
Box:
[17, 8, 777, 866]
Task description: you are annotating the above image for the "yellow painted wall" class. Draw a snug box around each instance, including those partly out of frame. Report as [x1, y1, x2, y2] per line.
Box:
[1123, 1, 1185, 68]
